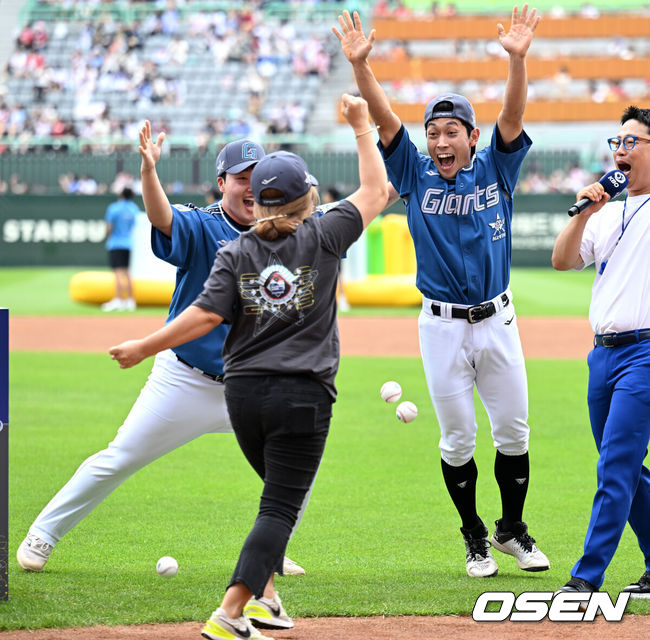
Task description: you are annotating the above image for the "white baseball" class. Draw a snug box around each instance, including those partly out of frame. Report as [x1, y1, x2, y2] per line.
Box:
[396, 401, 418, 423]
[156, 556, 178, 577]
[380, 380, 402, 403]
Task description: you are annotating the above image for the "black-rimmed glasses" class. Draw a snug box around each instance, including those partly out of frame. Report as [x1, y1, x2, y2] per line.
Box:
[607, 135, 650, 152]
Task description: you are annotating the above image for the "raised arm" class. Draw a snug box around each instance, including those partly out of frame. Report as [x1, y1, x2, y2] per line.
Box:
[496, 4, 540, 145]
[109, 304, 223, 368]
[139, 120, 173, 237]
[386, 182, 400, 209]
[333, 10, 402, 148]
[551, 181, 608, 270]
[339, 94, 388, 228]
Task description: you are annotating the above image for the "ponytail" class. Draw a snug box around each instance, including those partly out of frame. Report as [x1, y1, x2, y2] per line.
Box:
[254, 188, 316, 240]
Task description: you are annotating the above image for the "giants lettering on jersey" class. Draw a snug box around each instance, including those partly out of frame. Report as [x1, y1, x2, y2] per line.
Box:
[421, 183, 499, 216]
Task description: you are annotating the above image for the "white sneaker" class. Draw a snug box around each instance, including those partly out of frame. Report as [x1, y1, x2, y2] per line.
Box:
[282, 556, 305, 575]
[17, 533, 54, 572]
[338, 296, 351, 312]
[123, 298, 136, 311]
[244, 592, 294, 629]
[461, 522, 498, 578]
[490, 519, 550, 572]
[202, 608, 274, 640]
[101, 297, 125, 312]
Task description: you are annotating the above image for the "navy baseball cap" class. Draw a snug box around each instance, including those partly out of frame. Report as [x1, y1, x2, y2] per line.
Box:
[273, 150, 319, 186]
[251, 151, 313, 206]
[424, 93, 476, 130]
[216, 139, 265, 178]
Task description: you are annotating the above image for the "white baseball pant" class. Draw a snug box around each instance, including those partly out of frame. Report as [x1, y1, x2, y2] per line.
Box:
[418, 293, 530, 467]
[30, 349, 313, 546]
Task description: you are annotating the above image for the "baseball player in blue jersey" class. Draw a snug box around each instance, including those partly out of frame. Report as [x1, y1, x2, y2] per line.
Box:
[334, 5, 550, 578]
[17, 127, 305, 579]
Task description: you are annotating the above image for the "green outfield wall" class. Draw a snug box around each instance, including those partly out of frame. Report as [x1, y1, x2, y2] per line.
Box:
[0, 193, 578, 268]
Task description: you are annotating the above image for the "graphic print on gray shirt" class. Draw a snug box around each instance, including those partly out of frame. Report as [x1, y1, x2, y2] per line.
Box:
[193, 199, 363, 398]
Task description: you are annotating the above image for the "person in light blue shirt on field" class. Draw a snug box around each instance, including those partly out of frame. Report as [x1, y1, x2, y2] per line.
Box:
[102, 186, 139, 311]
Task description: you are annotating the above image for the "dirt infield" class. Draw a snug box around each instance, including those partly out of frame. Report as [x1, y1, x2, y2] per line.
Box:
[8, 314, 595, 359]
[0, 615, 648, 640]
[10, 314, 646, 639]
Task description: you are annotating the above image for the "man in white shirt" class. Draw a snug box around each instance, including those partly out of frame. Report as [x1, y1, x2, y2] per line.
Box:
[552, 105, 650, 598]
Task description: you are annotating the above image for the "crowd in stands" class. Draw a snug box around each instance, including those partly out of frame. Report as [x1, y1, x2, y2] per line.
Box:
[1, 0, 338, 153]
[517, 158, 612, 195]
[380, 76, 649, 106]
[0, 0, 645, 195]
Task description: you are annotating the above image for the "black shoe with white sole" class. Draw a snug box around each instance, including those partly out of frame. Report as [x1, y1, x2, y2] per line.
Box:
[556, 576, 598, 594]
[622, 571, 650, 599]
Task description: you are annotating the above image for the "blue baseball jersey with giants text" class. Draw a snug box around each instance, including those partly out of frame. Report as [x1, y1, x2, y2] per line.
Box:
[382, 124, 531, 304]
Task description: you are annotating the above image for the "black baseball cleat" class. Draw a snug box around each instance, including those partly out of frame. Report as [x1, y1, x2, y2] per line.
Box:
[460, 521, 499, 578]
[621, 571, 650, 599]
[555, 576, 598, 595]
[490, 519, 550, 572]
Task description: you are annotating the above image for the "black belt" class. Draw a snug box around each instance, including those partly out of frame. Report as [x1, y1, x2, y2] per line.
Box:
[431, 293, 510, 324]
[594, 329, 650, 348]
[176, 355, 224, 382]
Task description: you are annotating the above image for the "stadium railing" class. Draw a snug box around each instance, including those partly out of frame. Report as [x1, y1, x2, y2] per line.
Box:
[367, 57, 649, 82]
[371, 13, 650, 40]
[335, 11, 648, 123]
[0, 145, 581, 196]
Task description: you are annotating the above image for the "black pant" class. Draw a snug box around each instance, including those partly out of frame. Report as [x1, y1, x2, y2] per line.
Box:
[224, 374, 332, 598]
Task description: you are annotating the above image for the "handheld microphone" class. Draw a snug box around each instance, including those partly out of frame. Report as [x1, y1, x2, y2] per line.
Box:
[568, 170, 628, 217]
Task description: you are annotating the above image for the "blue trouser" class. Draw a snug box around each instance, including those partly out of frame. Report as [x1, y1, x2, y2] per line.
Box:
[572, 340, 650, 588]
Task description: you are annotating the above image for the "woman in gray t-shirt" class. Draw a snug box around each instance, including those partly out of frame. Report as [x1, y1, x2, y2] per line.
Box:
[110, 94, 388, 640]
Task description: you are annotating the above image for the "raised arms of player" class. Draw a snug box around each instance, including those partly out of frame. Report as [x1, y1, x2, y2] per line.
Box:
[333, 11, 401, 149]
[109, 305, 223, 369]
[139, 120, 173, 237]
[496, 4, 540, 145]
[339, 94, 389, 228]
[551, 181, 609, 270]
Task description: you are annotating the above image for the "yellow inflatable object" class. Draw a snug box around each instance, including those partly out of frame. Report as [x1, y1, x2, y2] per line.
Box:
[381, 214, 416, 275]
[344, 274, 421, 307]
[69, 271, 174, 307]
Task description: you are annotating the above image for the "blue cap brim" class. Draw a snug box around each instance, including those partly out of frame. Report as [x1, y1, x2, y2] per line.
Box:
[221, 159, 259, 176]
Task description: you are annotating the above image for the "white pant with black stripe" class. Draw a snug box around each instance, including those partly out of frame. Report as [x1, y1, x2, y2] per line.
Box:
[30, 349, 312, 547]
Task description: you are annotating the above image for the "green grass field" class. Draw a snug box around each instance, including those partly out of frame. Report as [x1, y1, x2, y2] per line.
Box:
[0, 266, 595, 317]
[2, 266, 648, 630]
[4, 353, 650, 630]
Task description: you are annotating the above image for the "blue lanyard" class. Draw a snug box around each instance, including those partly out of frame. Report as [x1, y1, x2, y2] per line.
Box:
[599, 195, 650, 275]
[620, 194, 650, 237]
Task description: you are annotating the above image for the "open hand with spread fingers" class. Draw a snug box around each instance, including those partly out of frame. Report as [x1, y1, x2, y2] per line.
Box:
[138, 120, 166, 172]
[497, 4, 540, 58]
[332, 10, 376, 64]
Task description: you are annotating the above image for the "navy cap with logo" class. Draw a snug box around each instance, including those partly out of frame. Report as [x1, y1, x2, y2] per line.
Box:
[216, 139, 265, 178]
[251, 151, 313, 206]
[272, 150, 319, 187]
[424, 93, 476, 130]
